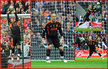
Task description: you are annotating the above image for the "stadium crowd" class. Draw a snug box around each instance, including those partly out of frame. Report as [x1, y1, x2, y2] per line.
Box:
[1, 1, 31, 14]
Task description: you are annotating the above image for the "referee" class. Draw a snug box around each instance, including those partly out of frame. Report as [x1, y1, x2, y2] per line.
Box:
[41, 14, 67, 63]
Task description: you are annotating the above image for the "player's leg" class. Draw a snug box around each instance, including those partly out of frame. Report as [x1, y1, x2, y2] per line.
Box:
[53, 37, 67, 63]
[17, 45, 21, 60]
[79, 17, 86, 26]
[87, 49, 93, 59]
[95, 50, 103, 59]
[11, 38, 16, 60]
[58, 46, 64, 58]
[96, 51, 102, 57]
[46, 44, 52, 63]
[46, 37, 53, 63]
[58, 46, 67, 63]
[16, 38, 21, 60]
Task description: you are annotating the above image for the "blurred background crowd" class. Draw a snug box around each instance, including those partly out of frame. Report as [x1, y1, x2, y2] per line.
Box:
[1, 1, 31, 14]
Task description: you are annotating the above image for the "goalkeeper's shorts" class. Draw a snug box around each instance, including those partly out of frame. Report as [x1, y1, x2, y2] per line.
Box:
[13, 37, 21, 46]
[46, 36, 62, 48]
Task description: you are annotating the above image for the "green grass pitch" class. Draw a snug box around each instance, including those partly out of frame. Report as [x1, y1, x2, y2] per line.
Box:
[31, 57, 107, 68]
[76, 28, 102, 31]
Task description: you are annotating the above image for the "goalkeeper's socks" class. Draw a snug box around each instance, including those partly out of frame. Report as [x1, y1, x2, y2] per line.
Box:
[60, 50, 64, 56]
[98, 53, 102, 57]
[18, 48, 21, 55]
[46, 49, 51, 56]
[12, 48, 15, 54]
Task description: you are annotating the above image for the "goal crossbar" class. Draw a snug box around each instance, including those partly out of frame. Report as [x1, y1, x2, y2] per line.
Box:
[1, 14, 31, 18]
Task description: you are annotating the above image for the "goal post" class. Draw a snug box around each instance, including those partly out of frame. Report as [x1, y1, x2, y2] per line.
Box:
[1, 14, 31, 18]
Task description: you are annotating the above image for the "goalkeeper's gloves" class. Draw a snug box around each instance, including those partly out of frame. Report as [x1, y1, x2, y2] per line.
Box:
[7, 9, 11, 14]
[60, 36, 64, 44]
[42, 38, 46, 46]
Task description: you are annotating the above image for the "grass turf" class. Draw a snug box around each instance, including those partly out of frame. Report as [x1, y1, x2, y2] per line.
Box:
[31, 57, 107, 68]
[76, 28, 102, 31]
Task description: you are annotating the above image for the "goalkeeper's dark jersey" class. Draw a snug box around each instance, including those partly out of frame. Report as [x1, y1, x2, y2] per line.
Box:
[87, 40, 96, 49]
[82, 9, 94, 23]
[41, 20, 64, 38]
[7, 12, 20, 38]
[84, 9, 94, 18]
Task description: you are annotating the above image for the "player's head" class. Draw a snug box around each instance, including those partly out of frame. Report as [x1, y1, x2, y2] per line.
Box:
[51, 13, 56, 21]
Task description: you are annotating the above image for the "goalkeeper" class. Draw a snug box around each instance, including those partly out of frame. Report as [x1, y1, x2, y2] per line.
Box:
[7, 7, 21, 61]
[41, 14, 67, 63]
[78, 3, 99, 27]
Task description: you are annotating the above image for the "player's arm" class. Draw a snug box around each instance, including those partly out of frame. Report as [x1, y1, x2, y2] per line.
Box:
[7, 10, 11, 23]
[7, 9, 12, 28]
[14, 11, 19, 21]
[58, 23, 64, 37]
[41, 26, 47, 39]
[41, 23, 47, 45]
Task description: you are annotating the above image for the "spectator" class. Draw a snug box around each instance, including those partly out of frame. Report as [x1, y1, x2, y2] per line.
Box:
[1, 1, 31, 14]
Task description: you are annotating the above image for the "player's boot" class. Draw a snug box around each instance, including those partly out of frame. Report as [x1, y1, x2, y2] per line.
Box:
[11, 54, 14, 61]
[100, 56, 104, 59]
[60, 56, 67, 63]
[46, 56, 51, 63]
[17, 54, 20, 60]
[86, 56, 90, 59]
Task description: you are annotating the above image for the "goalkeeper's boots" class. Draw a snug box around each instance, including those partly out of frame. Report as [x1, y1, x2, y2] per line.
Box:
[11, 53, 14, 61]
[17, 54, 20, 61]
[46, 56, 51, 63]
[100, 56, 104, 59]
[86, 56, 89, 59]
[61, 56, 67, 63]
